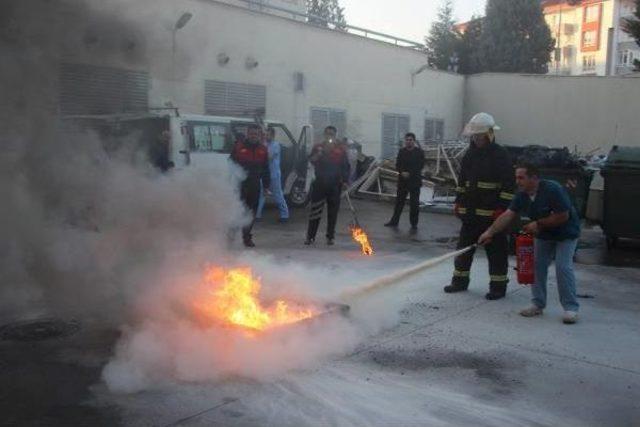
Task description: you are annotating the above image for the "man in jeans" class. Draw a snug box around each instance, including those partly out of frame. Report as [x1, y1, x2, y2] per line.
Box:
[479, 162, 581, 324]
[257, 127, 290, 223]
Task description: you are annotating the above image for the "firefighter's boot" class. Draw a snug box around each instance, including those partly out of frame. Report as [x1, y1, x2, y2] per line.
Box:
[485, 282, 507, 300]
[444, 276, 469, 293]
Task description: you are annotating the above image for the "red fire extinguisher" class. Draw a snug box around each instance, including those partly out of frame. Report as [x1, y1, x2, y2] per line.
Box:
[515, 233, 535, 285]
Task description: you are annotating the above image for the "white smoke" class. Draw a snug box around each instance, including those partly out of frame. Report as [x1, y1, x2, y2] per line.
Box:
[1, 0, 406, 395]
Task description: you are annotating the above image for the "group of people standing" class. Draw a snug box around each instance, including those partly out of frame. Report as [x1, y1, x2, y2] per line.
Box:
[229, 124, 351, 248]
[230, 113, 582, 324]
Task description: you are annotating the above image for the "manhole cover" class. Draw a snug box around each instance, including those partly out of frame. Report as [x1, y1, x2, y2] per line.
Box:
[0, 318, 80, 341]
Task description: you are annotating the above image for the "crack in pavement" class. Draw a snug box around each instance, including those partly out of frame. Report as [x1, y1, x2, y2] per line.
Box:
[162, 398, 240, 427]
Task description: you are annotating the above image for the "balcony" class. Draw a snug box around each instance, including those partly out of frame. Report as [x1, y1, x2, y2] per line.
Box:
[563, 45, 575, 58]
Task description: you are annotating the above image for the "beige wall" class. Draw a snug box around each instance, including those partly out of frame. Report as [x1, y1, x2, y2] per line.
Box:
[65, 0, 464, 158]
[464, 73, 640, 154]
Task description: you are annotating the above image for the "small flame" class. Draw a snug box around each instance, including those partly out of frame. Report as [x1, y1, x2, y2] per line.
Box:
[192, 266, 319, 331]
[351, 226, 374, 256]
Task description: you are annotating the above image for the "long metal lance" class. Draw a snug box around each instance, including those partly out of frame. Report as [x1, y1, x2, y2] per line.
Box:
[343, 190, 361, 227]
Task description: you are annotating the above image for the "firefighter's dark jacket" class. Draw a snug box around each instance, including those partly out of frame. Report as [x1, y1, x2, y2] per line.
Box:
[230, 140, 270, 188]
[396, 146, 425, 188]
[455, 141, 515, 221]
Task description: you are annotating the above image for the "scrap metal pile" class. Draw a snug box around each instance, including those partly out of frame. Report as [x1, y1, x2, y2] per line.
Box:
[345, 140, 468, 211]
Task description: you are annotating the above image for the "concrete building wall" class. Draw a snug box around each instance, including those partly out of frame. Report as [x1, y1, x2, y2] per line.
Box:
[59, 0, 464, 158]
[465, 73, 640, 154]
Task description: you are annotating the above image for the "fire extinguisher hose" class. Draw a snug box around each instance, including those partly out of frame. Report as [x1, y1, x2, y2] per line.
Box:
[339, 244, 477, 301]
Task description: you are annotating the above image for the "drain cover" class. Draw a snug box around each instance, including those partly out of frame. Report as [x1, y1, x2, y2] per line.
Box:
[0, 318, 80, 341]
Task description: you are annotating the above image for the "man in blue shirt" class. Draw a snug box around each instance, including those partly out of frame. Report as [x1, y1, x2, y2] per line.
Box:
[479, 162, 581, 324]
[257, 127, 290, 222]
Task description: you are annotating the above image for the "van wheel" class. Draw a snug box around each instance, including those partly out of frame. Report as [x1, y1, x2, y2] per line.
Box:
[287, 179, 309, 208]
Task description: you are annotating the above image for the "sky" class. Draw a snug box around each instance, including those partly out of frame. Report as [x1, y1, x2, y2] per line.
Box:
[340, 0, 487, 43]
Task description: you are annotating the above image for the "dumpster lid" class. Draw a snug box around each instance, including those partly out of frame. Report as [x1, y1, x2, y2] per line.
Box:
[604, 146, 640, 170]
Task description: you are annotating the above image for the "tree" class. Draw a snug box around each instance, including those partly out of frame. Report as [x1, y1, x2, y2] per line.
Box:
[425, 0, 459, 71]
[457, 16, 484, 75]
[306, 0, 347, 29]
[622, 0, 640, 71]
[480, 0, 555, 73]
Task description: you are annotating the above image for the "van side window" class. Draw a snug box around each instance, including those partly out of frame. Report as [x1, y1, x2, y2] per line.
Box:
[190, 123, 231, 152]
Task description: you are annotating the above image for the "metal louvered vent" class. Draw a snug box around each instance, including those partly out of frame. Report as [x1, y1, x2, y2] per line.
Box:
[59, 63, 149, 116]
[382, 113, 410, 159]
[310, 107, 346, 142]
[204, 80, 266, 117]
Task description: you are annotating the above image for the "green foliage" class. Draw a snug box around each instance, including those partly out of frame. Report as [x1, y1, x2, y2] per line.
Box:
[307, 0, 346, 29]
[480, 0, 555, 73]
[425, 0, 459, 71]
[457, 17, 484, 75]
[622, 0, 640, 71]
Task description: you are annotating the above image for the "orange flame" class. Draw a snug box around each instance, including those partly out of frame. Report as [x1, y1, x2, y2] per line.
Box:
[351, 226, 374, 256]
[192, 266, 319, 331]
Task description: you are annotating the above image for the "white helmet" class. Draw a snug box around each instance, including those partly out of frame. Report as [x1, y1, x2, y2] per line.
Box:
[462, 112, 501, 136]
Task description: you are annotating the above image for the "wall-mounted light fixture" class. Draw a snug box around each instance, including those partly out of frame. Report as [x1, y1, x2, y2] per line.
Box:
[245, 56, 259, 70]
[217, 53, 230, 66]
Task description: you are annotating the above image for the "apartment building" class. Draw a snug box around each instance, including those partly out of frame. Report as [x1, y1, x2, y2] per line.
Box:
[543, 0, 639, 75]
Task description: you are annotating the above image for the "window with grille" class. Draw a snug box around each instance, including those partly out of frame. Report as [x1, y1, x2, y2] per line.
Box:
[582, 30, 597, 49]
[381, 113, 410, 159]
[582, 55, 596, 72]
[204, 80, 266, 117]
[310, 107, 347, 142]
[59, 63, 149, 116]
[584, 4, 600, 23]
[424, 118, 445, 143]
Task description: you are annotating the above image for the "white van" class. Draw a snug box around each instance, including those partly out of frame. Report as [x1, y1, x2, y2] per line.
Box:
[62, 110, 313, 207]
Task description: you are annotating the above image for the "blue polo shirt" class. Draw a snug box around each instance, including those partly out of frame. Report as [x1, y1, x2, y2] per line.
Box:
[509, 179, 581, 241]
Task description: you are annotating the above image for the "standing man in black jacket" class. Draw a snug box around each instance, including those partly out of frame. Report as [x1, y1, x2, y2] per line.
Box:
[385, 133, 425, 233]
[445, 113, 516, 300]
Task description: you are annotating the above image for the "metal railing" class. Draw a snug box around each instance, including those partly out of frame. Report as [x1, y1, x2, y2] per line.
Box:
[212, 0, 425, 50]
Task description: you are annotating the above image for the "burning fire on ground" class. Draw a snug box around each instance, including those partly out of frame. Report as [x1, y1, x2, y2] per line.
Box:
[192, 266, 319, 332]
[350, 226, 374, 256]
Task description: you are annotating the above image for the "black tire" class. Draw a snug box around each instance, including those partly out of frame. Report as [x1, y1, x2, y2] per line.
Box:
[606, 235, 618, 250]
[287, 178, 309, 208]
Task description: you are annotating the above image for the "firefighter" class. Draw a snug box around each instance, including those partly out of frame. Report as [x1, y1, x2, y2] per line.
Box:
[230, 124, 270, 248]
[445, 113, 515, 300]
[384, 132, 426, 233]
[305, 126, 350, 246]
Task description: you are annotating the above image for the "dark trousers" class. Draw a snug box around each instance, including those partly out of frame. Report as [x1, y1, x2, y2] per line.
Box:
[240, 178, 261, 242]
[306, 181, 341, 240]
[389, 181, 420, 227]
[452, 221, 509, 293]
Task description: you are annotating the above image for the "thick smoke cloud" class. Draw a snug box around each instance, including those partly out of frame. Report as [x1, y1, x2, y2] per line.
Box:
[0, 0, 245, 319]
[0, 0, 405, 393]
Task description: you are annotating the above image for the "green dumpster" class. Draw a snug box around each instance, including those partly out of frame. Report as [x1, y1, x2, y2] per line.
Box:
[601, 146, 640, 248]
[539, 168, 594, 219]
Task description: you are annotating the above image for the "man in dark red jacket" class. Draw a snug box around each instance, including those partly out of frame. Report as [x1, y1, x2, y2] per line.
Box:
[230, 124, 270, 247]
[305, 126, 350, 246]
